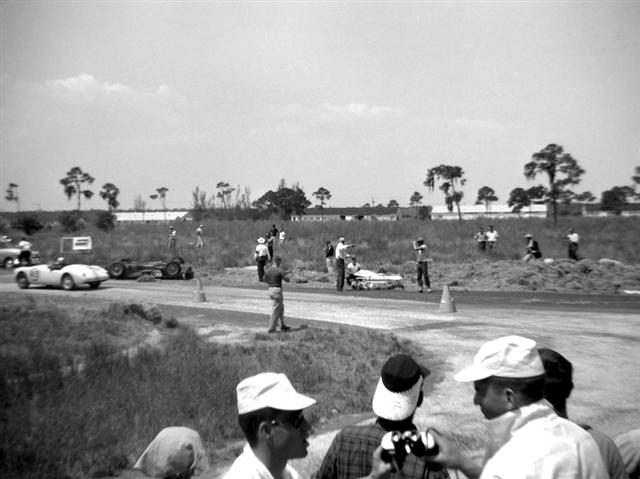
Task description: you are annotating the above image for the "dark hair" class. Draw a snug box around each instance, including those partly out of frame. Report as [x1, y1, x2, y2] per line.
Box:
[238, 407, 279, 446]
[538, 347, 574, 412]
[491, 375, 546, 403]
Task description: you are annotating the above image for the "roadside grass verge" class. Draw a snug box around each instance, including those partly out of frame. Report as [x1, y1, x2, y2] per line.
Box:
[0, 298, 442, 478]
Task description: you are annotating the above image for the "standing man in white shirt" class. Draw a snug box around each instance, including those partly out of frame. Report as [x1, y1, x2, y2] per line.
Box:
[413, 237, 431, 293]
[485, 225, 499, 250]
[567, 228, 580, 260]
[255, 237, 271, 283]
[334, 237, 352, 292]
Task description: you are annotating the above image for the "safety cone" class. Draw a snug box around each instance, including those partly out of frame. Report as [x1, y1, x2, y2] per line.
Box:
[193, 278, 207, 303]
[438, 284, 457, 313]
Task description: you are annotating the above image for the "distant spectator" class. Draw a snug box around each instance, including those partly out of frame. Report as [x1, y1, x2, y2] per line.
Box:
[17, 237, 32, 264]
[254, 237, 271, 282]
[324, 240, 335, 275]
[567, 228, 580, 261]
[134, 427, 209, 478]
[615, 429, 640, 479]
[168, 226, 177, 256]
[474, 228, 487, 251]
[539, 347, 629, 479]
[265, 256, 291, 333]
[523, 233, 542, 262]
[265, 232, 275, 260]
[346, 256, 361, 288]
[486, 225, 499, 250]
[195, 224, 204, 248]
[413, 237, 431, 293]
[279, 227, 286, 246]
[0, 234, 11, 245]
[335, 237, 352, 292]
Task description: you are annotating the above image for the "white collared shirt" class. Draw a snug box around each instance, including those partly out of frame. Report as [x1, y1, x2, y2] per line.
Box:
[223, 444, 303, 479]
[481, 400, 608, 479]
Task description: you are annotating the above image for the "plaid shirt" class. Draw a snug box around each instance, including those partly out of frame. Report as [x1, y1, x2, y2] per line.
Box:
[314, 421, 449, 479]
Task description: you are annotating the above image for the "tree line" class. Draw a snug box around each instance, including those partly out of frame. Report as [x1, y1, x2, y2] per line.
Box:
[4, 144, 640, 229]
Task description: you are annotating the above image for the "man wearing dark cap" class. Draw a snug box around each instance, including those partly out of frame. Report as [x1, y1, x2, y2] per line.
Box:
[539, 347, 628, 479]
[429, 335, 607, 478]
[315, 354, 449, 479]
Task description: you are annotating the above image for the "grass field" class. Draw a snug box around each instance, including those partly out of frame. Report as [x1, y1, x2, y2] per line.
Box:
[0, 296, 438, 478]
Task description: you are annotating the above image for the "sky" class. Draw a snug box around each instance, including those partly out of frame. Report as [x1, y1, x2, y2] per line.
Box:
[1, 1, 639, 211]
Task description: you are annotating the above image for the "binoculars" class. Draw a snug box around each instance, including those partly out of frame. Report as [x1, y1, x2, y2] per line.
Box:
[380, 430, 440, 471]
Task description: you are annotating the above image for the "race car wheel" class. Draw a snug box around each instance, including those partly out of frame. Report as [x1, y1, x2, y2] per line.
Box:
[16, 273, 29, 289]
[165, 261, 181, 278]
[183, 268, 194, 280]
[61, 274, 76, 291]
[108, 262, 126, 279]
[89, 282, 101, 289]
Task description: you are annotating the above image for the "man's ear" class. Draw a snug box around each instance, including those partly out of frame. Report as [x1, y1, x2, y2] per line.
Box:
[503, 388, 517, 410]
[258, 420, 273, 440]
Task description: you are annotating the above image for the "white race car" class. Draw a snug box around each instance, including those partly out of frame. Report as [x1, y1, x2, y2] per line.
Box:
[15, 261, 109, 290]
[351, 269, 405, 290]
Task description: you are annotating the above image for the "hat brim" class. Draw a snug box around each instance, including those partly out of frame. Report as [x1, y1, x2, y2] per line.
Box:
[271, 392, 316, 412]
[453, 364, 494, 382]
[372, 376, 423, 421]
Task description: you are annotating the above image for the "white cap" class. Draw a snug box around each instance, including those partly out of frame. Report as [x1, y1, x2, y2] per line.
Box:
[454, 335, 544, 382]
[237, 372, 316, 414]
[339, 237, 345, 242]
[257, 237, 265, 244]
[134, 427, 209, 477]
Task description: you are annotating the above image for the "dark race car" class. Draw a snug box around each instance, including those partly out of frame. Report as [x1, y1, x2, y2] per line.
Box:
[107, 257, 194, 280]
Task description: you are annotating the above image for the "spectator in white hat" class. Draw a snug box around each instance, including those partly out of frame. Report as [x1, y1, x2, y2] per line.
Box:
[255, 237, 271, 283]
[315, 354, 448, 479]
[134, 427, 209, 478]
[194, 224, 204, 248]
[223, 372, 316, 479]
[429, 335, 608, 479]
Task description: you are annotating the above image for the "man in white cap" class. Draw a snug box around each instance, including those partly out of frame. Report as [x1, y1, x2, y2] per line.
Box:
[429, 335, 608, 478]
[315, 354, 448, 479]
[224, 372, 316, 479]
[255, 237, 271, 282]
[195, 224, 204, 248]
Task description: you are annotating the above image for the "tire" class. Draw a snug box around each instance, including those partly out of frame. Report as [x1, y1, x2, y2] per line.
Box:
[89, 282, 101, 289]
[165, 261, 181, 278]
[61, 274, 76, 291]
[16, 273, 29, 289]
[108, 262, 126, 279]
[183, 268, 194, 280]
[3, 257, 13, 269]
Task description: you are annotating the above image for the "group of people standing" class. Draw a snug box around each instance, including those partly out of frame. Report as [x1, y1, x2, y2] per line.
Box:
[217, 334, 638, 479]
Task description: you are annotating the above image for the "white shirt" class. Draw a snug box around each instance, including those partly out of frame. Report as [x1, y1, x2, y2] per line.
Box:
[255, 243, 270, 258]
[18, 240, 32, 251]
[481, 400, 608, 479]
[568, 233, 579, 243]
[335, 242, 349, 260]
[223, 444, 303, 479]
[486, 230, 499, 242]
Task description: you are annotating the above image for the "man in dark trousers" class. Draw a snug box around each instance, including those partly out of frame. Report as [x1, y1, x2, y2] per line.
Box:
[264, 256, 291, 333]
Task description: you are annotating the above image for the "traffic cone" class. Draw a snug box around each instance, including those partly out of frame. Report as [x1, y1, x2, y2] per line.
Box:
[193, 278, 207, 303]
[439, 285, 457, 313]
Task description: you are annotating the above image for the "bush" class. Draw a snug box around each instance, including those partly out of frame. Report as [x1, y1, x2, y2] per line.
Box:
[10, 213, 44, 235]
[58, 211, 86, 233]
[95, 211, 116, 232]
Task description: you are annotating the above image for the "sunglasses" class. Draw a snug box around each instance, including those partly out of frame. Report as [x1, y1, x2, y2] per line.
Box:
[271, 412, 306, 429]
